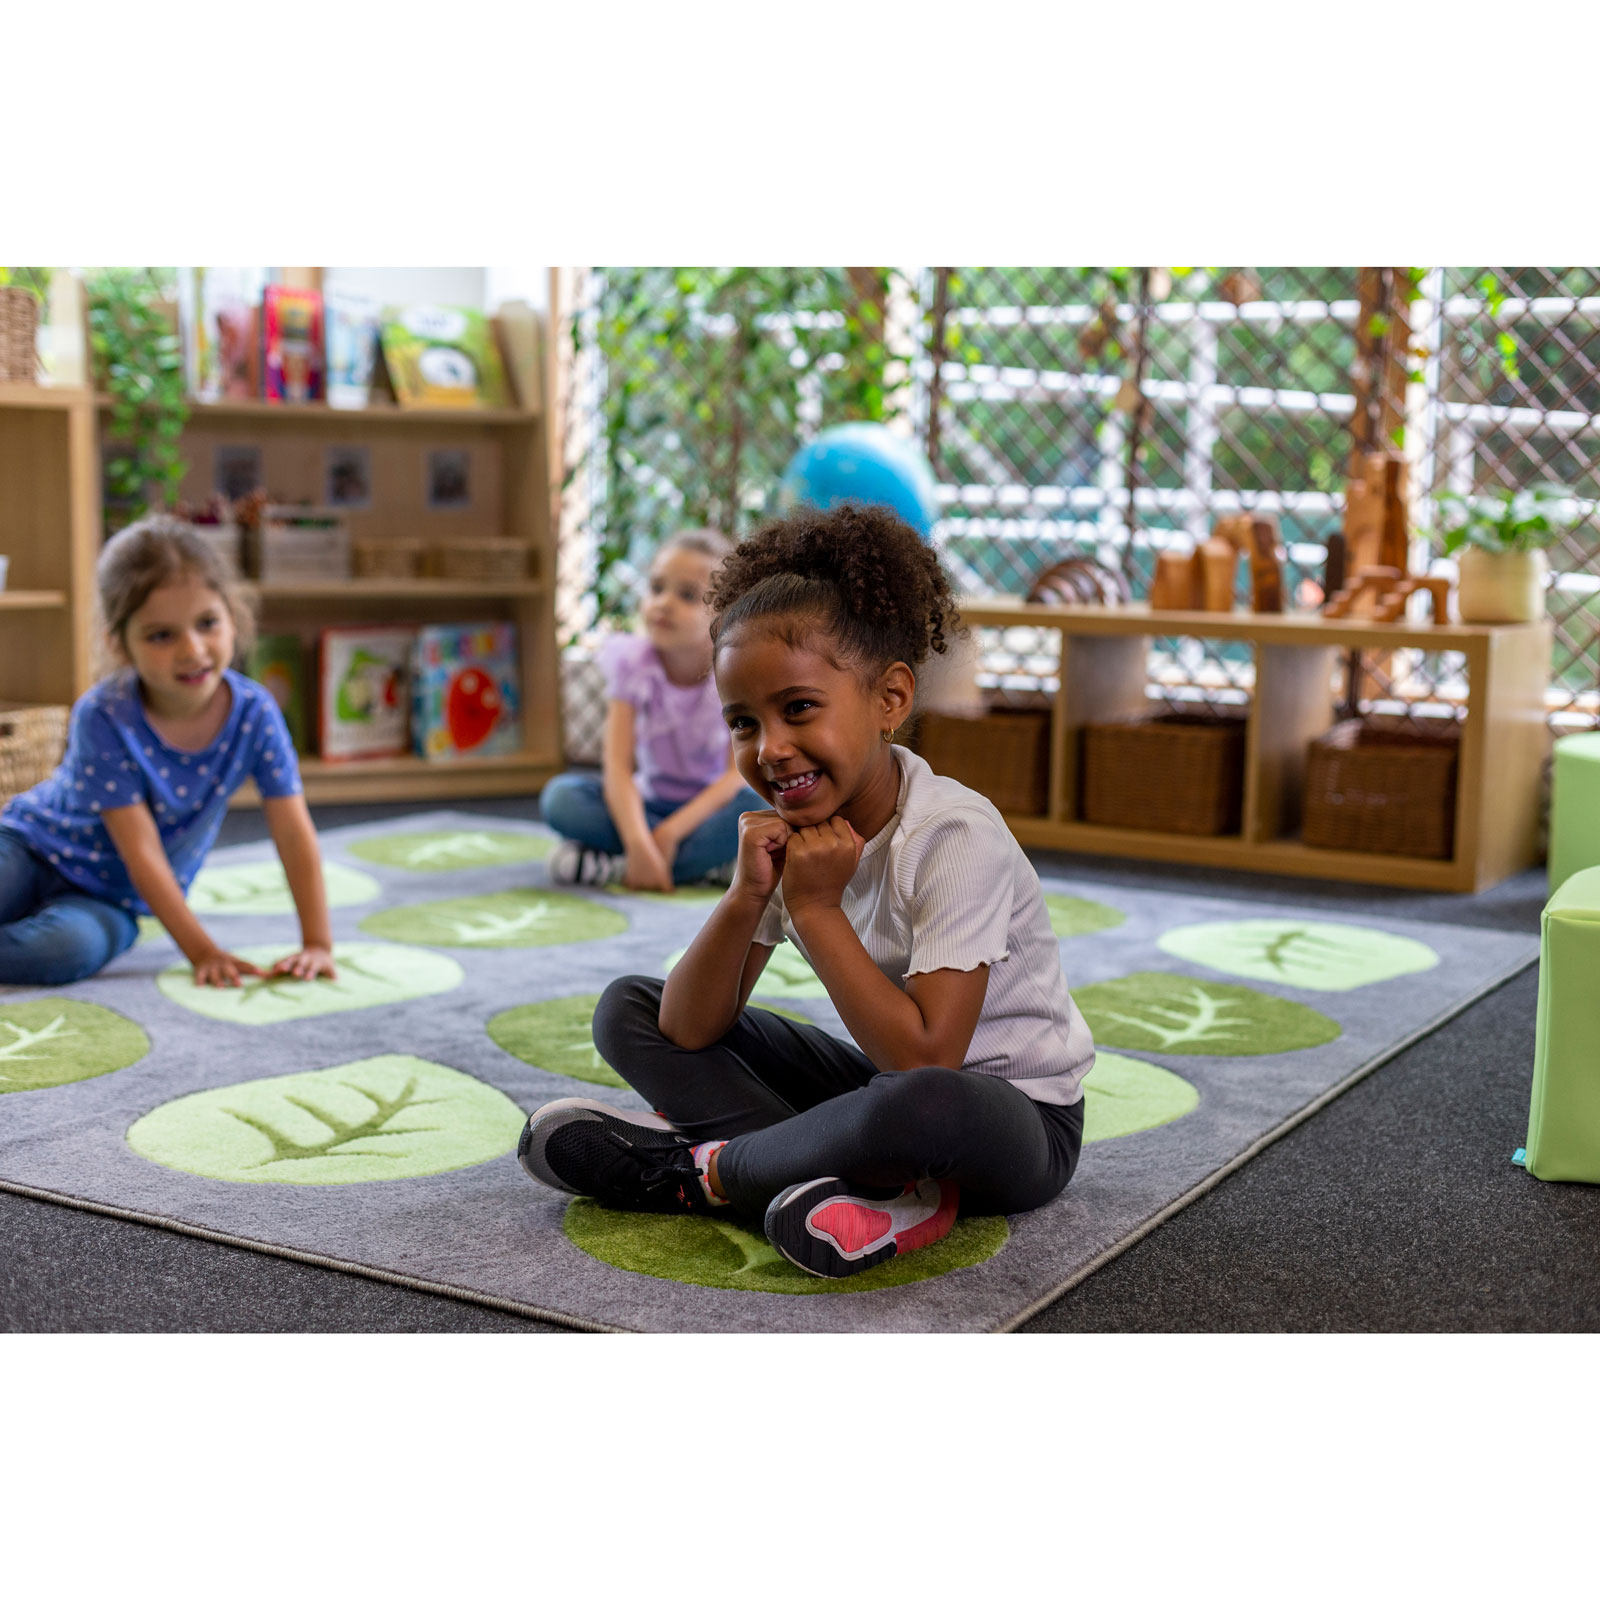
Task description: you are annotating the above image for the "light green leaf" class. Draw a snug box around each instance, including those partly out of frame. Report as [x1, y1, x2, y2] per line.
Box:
[346, 829, 554, 872]
[1075, 973, 1340, 1055]
[487, 993, 814, 1089]
[1045, 893, 1126, 939]
[157, 941, 463, 1026]
[0, 1000, 150, 1094]
[1157, 919, 1438, 991]
[564, 1200, 1007, 1294]
[127, 1054, 524, 1184]
[1083, 1052, 1198, 1143]
[360, 889, 626, 949]
[186, 859, 381, 915]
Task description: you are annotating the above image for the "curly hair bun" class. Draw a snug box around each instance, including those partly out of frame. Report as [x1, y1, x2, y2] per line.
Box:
[708, 502, 963, 675]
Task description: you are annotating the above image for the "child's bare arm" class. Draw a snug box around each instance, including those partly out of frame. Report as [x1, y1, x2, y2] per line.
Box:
[262, 793, 336, 980]
[658, 810, 786, 1048]
[601, 699, 672, 890]
[651, 754, 749, 857]
[101, 803, 262, 987]
[784, 819, 989, 1072]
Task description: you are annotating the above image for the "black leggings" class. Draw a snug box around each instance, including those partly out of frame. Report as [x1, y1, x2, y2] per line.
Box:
[592, 976, 1084, 1219]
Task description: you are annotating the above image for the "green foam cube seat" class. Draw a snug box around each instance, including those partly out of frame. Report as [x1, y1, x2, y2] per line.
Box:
[1525, 864, 1600, 1181]
[1548, 732, 1600, 892]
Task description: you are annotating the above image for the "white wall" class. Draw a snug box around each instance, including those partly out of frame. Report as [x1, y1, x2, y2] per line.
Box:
[320, 267, 547, 313]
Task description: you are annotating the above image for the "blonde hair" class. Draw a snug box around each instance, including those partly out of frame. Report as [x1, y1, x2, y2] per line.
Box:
[658, 527, 733, 566]
[97, 514, 256, 676]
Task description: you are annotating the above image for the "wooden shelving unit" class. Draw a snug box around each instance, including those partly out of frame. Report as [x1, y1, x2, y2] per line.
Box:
[164, 351, 565, 809]
[0, 384, 100, 707]
[958, 599, 1553, 892]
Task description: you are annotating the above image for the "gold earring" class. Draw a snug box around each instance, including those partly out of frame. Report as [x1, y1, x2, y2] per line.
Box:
[882, 728, 893, 743]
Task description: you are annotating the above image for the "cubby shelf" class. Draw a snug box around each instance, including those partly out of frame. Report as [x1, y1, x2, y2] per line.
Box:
[231, 751, 561, 808]
[98, 395, 536, 426]
[0, 590, 68, 610]
[959, 599, 1553, 893]
[246, 579, 546, 601]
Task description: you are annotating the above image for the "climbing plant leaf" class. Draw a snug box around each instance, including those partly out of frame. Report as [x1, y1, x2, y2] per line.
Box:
[1157, 918, 1438, 992]
[346, 830, 554, 872]
[157, 941, 463, 1026]
[1075, 973, 1340, 1056]
[0, 1000, 149, 1095]
[360, 889, 626, 949]
[127, 1054, 524, 1184]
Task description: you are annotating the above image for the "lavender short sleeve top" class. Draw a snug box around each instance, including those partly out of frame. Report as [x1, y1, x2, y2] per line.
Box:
[598, 633, 730, 804]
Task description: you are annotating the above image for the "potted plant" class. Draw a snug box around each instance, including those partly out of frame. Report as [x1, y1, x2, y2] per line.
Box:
[1435, 483, 1572, 624]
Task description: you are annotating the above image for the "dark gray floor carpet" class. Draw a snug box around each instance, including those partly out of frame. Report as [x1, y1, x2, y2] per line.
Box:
[5, 793, 1595, 1334]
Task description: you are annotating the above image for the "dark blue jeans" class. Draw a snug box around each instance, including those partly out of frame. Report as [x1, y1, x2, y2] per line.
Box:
[539, 772, 765, 885]
[0, 829, 140, 986]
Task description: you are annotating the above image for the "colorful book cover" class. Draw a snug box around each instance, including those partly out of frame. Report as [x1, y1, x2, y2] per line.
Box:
[181, 267, 267, 400]
[325, 288, 380, 410]
[411, 623, 521, 760]
[379, 305, 512, 410]
[262, 285, 325, 404]
[248, 633, 308, 753]
[319, 626, 416, 761]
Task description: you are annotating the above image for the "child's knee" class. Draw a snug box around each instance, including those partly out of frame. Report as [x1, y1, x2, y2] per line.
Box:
[865, 1066, 973, 1147]
[591, 974, 667, 1060]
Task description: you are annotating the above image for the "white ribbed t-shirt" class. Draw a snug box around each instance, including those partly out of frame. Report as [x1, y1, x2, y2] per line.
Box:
[752, 745, 1095, 1107]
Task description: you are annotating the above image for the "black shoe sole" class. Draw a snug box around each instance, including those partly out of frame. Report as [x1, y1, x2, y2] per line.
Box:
[763, 1177, 900, 1279]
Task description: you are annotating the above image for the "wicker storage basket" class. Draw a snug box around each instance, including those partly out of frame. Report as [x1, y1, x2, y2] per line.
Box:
[0, 287, 40, 383]
[0, 704, 68, 802]
[425, 540, 533, 584]
[354, 537, 425, 579]
[1302, 718, 1459, 858]
[1082, 709, 1247, 835]
[914, 698, 1051, 815]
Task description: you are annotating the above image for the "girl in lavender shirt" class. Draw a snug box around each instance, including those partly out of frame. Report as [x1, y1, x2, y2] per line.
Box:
[543, 531, 763, 890]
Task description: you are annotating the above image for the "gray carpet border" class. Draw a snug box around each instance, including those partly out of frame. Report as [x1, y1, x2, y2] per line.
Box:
[994, 952, 1539, 1332]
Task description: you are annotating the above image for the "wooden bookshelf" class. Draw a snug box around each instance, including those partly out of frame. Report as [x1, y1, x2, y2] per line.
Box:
[0, 386, 100, 707]
[231, 751, 556, 807]
[957, 600, 1552, 893]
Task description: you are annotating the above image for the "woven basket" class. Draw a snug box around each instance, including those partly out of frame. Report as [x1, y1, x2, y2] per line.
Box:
[0, 287, 40, 383]
[914, 697, 1051, 815]
[1082, 709, 1247, 835]
[425, 540, 533, 584]
[1302, 718, 1459, 858]
[0, 704, 68, 802]
[354, 537, 425, 579]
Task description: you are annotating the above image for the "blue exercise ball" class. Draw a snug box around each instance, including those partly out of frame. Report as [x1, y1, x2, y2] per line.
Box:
[778, 423, 940, 536]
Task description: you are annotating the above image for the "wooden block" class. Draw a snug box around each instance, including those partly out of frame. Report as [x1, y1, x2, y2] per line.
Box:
[1247, 514, 1284, 613]
[1149, 549, 1195, 610]
[1198, 536, 1239, 611]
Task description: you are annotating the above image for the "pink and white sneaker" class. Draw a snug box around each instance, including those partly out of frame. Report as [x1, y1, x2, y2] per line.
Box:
[763, 1176, 960, 1278]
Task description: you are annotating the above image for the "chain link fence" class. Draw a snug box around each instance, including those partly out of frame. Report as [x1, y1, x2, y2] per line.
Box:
[557, 266, 1600, 759]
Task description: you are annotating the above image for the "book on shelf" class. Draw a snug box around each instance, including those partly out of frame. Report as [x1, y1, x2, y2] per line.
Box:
[248, 633, 309, 753]
[325, 288, 380, 410]
[378, 305, 512, 410]
[493, 300, 543, 412]
[319, 626, 416, 762]
[262, 286, 325, 404]
[412, 623, 521, 760]
[178, 267, 269, 401]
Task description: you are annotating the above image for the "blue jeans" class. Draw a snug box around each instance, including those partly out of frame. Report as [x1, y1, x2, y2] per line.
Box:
[0, 829, 140, 987]
[539, 772, 764, 885]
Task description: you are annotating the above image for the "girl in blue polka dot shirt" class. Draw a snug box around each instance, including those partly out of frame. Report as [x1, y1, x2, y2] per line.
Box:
[0, 516, 334, 989]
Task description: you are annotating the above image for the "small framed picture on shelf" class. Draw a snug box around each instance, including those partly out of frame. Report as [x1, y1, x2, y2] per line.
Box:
[425, 448, 471, 511]
[325, 445, 374, 510]
[214, 445, 263, 501]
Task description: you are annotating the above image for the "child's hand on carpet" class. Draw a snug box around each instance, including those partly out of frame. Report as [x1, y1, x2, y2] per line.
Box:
[624, 838, 675, 893]
[191, 947, 265, 988]
[270, 945, 338, 982]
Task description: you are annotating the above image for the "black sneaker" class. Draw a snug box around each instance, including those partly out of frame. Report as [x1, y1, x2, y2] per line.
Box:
[763, 1176, 960, 1278]
[517, 1097, 709, 1213]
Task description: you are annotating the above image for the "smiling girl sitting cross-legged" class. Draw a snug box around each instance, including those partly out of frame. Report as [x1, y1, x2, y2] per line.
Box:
[516, 502, 1095, 1280]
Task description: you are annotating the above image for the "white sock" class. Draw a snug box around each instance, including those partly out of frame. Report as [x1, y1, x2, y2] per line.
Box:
[690, 1141, 729, 1206]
